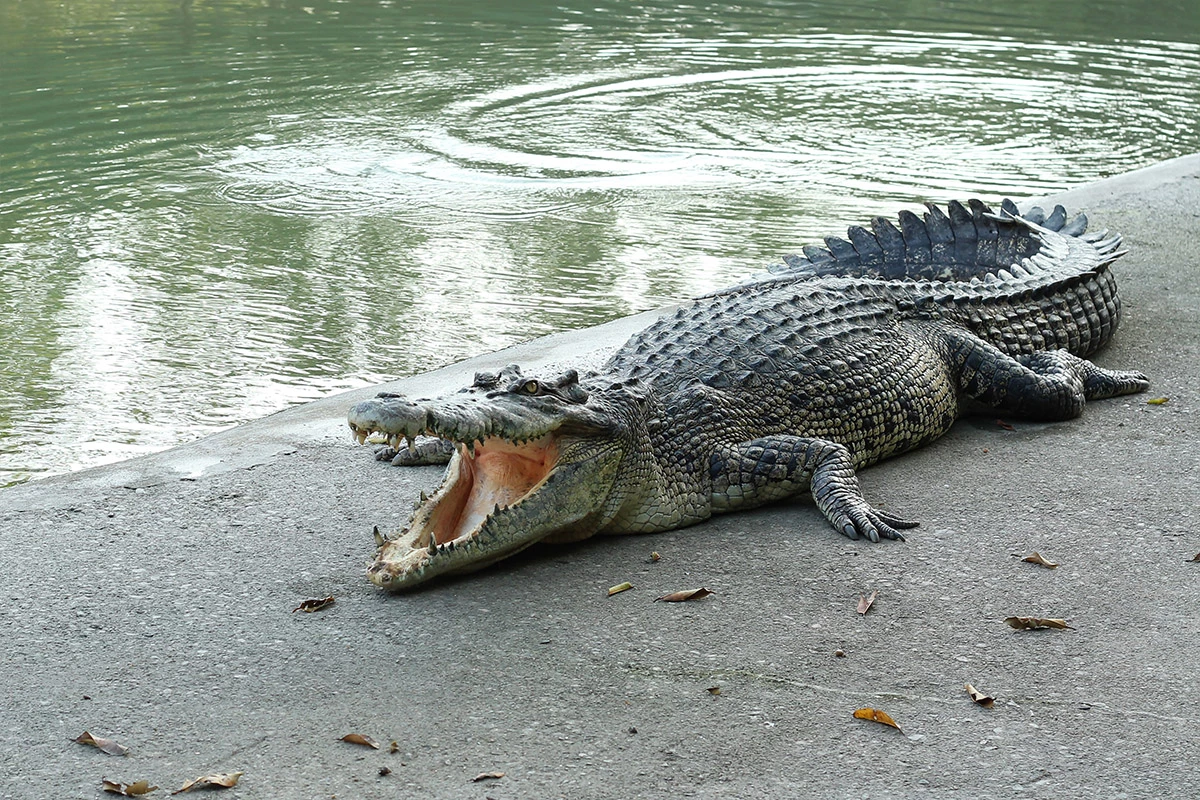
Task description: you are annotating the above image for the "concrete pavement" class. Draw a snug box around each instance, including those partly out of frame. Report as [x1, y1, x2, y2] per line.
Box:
[2, 155, 1198, 799]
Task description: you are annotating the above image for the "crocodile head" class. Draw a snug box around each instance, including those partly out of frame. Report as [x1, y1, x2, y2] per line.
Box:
[347, 365, 642, 591]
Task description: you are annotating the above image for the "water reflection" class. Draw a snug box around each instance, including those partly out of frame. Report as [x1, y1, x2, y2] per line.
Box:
[1, 0, 1199, 484]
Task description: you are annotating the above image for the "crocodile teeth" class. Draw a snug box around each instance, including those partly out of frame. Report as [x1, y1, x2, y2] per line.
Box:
[354, 429, 368, 445]
[419, 490, 428, 503]
[373, 525, 387, 547]
[427, 539, 437, 556]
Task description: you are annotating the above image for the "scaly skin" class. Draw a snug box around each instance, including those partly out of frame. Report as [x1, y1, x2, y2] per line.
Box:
[348, 200, 1148, 590]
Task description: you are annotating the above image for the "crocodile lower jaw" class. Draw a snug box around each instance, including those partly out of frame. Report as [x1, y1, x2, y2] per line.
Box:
[368, 434, 559, 589]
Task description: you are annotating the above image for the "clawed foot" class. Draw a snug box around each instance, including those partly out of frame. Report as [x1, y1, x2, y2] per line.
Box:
[828, 504, 918, 543]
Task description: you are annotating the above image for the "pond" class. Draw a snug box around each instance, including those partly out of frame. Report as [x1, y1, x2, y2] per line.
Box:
[2, 0, 1198, 484]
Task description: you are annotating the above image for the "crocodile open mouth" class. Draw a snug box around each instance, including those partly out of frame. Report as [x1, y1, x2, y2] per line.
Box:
[366, 434, 560, 585]
[419, 434, 559, 547]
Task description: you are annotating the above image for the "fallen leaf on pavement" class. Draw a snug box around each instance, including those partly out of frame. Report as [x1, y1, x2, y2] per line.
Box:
[857, 590, 878, 615]
[1146, 397, 1169, 405]
[607, 582, 633, 596]
[964, 683, 995, 708]
[293, 596, 335, 613]
[1021, 552, 1059, 569]
[648, 551, 662, 562]
[852, 708, 902, 732]
[655, 588, 713, 602]
[102, 778, 157, 796]
[1188, 553, 1200, 563]
[1005, 616, 1073, 630]
[706, 686, 721, 696]
[340, 733, 381, 749]
[74, 731, 129, 756]
[172, 772, 242, 794]
[995, 419, 1015, 431]
[389, 740, 399, 753]
[472, 771, 505, 782]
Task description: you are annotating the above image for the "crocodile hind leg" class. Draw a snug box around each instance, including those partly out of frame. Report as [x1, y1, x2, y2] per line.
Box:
[943, 328, 1150, 420]
[710, 437, 918, 542]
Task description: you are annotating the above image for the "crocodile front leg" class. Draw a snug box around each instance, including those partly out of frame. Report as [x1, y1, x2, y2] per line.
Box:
[710, 437, 917, 542]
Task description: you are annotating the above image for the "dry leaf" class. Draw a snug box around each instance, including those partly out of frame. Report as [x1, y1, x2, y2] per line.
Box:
[379, 766, 392, 776]
[172, 772, 242, 794]
[472, 771, 505, 782]
[340, 733, 381, 749]
[964, 683, 995, 708]
[607, 582, 633, 596]
[995, 419, 1015, 431]
[1146, 397, 1169, 405]
[389, 740, 399, 753]
[857, 590, 878, 615]
[648, 551, 662, 562]
[834, 649, 846, 658]
[102, 778, 158, 796]
[292, 596, 335, 613]
[852, 708, 902, 732]
[706, 686, 721, 696]
[1004, 616, 1073, 630]
[655, 587, 713, 602]
[1021, 552, 1059, 569]
[1188, 553, 1200, 563]
[74, 731, 129, 756]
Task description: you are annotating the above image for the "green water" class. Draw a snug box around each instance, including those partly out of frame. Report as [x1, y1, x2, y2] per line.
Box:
[2, 0, 1198, 484]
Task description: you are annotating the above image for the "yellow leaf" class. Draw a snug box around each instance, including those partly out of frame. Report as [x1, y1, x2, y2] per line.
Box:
[1146, 397, 1169, 405]
[706, 686, 721, 696]
[857, 590, 878, 615]
[852, 707, 902, 732]
[964, 683, 995, 708]
[1021, 552, 1059, 569]
[1004, 616, 1073, 630]
[655, 587, 714, 602]
[292, 596, 335, 613]
[648, 551, 661, 562]
[172, 772, 242, 794]
[472, 771, 505, 782]
[74, 731, 129, 756]
[607, 582, 633, 596]
[340, 733, 381, 749]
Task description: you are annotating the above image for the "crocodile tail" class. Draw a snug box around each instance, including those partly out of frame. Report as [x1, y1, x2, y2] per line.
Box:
[767, 199, 1109, 285]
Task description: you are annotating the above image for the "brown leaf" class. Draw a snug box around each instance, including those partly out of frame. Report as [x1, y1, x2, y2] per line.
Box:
[995, 418, 1015, 431]
[655, 587, 714, 602]
[472, 771, 505, 782]
[607, 582, 633, 596]
[1146, 397, 1169, 405]
[1004, 616, 1073, 630]
[292, 596, 335, 613]
[389, 740, 400, 754]
[171, 772, 243, 794]
[74, 731, 129, 756]
[706, 686, 721, 696]
[856, 590, 878, 615]
[340, 733, 381, 749]
[102, 778, 158, 796]
[648, 551, 662, 562]
[852, 708, 902, 732]
[964, 683, 995, 708]
[1187, 553, 1200, 563]
[1021, 552, 1059, 569]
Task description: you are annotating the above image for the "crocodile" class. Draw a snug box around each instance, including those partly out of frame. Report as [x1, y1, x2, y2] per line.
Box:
[348, 199, 1148, 591]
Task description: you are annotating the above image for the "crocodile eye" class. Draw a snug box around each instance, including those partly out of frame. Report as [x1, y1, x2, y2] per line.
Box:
[521, 380, 540, 395]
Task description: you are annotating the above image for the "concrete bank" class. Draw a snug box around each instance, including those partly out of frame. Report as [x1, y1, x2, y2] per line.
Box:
[2, 156, 1198, 799]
